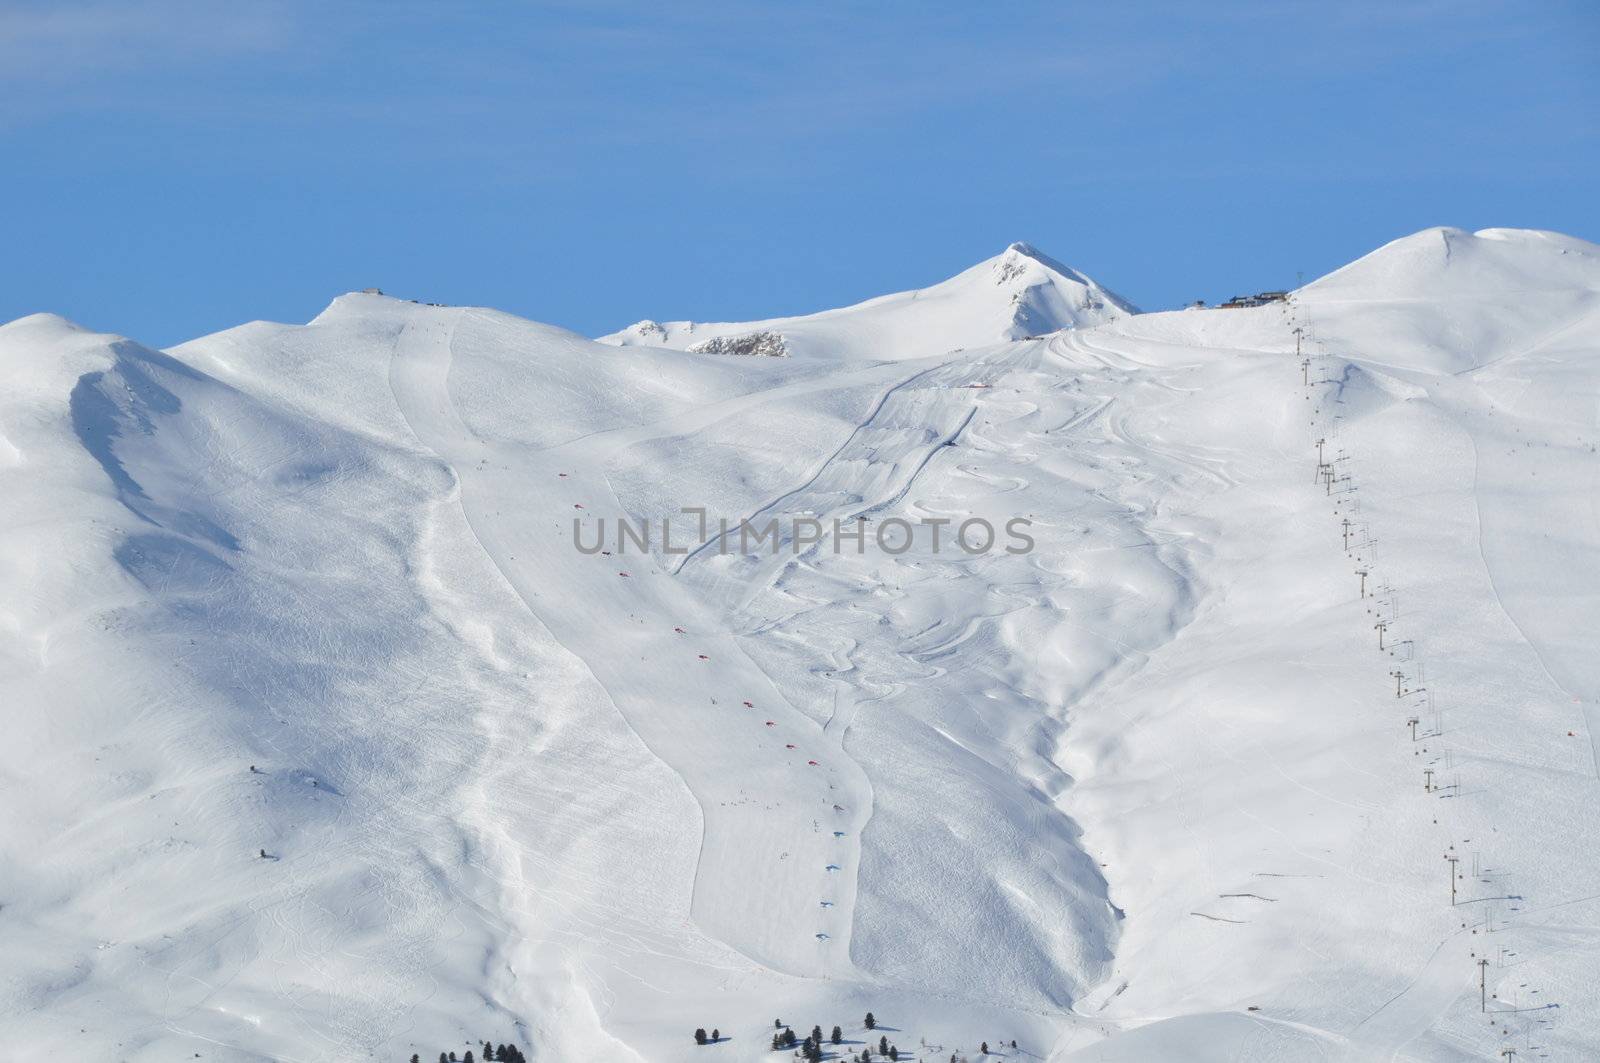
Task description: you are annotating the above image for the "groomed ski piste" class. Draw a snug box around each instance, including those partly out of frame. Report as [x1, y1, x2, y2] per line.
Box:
[1, 231, 1596, 1061]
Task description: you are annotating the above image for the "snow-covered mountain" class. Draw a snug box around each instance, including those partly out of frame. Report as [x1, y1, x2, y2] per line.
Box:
[2, 231, 1597, 1062]
[599, 242, 1138, 360]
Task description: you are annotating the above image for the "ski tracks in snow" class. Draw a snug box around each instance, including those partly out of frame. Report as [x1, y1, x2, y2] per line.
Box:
[386, 308, 875, 983]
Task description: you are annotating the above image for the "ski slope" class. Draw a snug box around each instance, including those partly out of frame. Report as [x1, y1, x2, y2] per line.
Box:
[0, 229, 1596, 1062]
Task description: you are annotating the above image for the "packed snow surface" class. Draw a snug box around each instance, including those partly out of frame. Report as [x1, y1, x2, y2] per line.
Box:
[1, 230, 1597, 1062]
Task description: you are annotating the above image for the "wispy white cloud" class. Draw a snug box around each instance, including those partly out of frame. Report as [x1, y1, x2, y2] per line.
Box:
[1, 0, 1591, 183]
[0, 0, 297, 131]
[0, 0, 293, 82]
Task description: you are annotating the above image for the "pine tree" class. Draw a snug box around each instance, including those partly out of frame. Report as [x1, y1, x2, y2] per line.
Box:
[832, 1025, 843, 1044]
[694, 1027, 707, 1045]
[464, 1052, 475, 1063]
[438, 1054, 448, 1063]
[981, 1042, 989, 1055]
[411, 1055, 420, 1063]
[710, 1028, 719, 1043]
[865, 1012, 876, 1030]
[879, 1034, 889, 1054]
[888, 1049, 898, 1062]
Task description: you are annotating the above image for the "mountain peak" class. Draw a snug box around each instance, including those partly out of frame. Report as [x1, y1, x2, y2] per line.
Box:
[1305, 225, 1600, 305]
[599, 243, 1137, 359]
[0, 311, 92, 339]
[998, 241, 1089, 284]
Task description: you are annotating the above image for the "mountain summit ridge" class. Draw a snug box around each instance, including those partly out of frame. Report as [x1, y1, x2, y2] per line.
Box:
[599, 242, 1138, 360]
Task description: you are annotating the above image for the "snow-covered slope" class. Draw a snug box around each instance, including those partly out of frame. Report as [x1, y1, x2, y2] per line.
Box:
[599, 243, 1138, 360]
[1, 230, 1597, 1062]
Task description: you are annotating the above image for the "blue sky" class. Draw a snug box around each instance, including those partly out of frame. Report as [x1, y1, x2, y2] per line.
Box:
[2, 1, 1595, 346]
